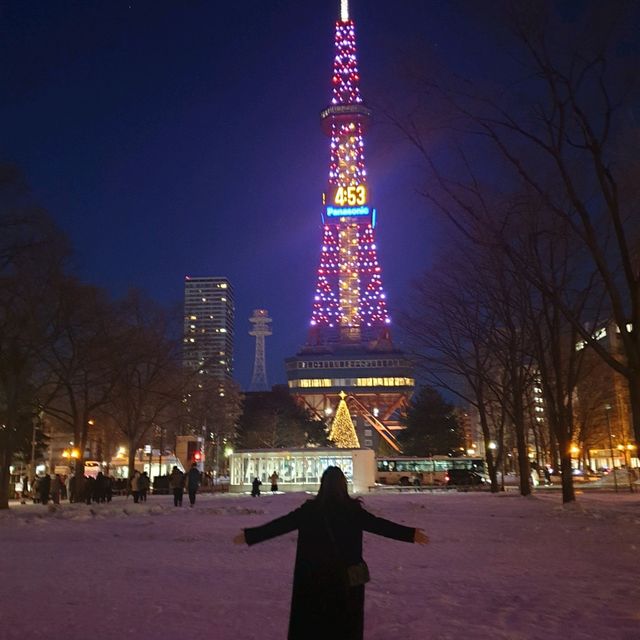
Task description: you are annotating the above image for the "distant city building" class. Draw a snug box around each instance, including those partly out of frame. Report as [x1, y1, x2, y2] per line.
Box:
[454, 407, 482, 454]
[183, 276, 234, 381]
[575, 320, 636, 469]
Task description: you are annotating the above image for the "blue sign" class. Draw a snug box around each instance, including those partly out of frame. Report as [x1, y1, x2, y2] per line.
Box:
[326, 205, 370, 217]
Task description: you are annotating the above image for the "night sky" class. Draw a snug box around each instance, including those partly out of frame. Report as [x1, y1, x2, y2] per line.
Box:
[1, 0, 498, 389]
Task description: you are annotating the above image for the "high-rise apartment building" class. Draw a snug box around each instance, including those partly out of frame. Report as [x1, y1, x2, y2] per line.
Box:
[183, 276, 234, 380]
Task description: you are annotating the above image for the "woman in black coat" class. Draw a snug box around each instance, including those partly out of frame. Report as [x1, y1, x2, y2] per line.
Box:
[234, 466, 428, 640]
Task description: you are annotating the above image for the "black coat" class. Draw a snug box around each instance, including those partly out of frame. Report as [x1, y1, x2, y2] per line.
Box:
[187, 468, 200, 490]
[244, 499, 416, 640]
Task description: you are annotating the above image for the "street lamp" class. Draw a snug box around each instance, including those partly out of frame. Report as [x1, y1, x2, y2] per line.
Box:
[604, 404, 618, 492]
[619, 443, 637, 493]
[570, 444, 580, 471]
[62, 448, 80, 476]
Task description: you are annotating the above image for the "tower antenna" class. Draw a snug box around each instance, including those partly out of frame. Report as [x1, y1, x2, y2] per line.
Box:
[249, 309, 272, 391]
[341, 0, 349, 21]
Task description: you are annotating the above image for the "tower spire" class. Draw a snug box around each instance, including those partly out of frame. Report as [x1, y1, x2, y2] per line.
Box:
[340, 0, 349, 22]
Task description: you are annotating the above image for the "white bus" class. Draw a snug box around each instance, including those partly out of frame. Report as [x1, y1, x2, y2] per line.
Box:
[83, 460, 102, 479]
[376, 456, 486, 486]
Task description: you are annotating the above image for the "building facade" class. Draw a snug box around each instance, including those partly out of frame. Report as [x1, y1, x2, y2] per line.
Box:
[575, 320, 636, 469]
[229, 448, 375, 494]
[183, 276, 234, 381]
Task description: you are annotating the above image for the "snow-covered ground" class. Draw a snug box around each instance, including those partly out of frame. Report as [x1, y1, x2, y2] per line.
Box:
[1, 490, 639, 640]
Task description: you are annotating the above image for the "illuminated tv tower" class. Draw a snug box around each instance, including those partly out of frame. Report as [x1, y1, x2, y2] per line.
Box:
[249, 309, 272, 391]
[285, 0, 414, 452]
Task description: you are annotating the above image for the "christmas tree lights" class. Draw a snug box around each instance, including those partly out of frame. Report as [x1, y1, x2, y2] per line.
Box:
[329, 391, 360, 448]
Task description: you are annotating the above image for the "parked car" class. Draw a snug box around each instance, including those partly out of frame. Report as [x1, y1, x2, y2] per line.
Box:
[446, 468, 488, 486]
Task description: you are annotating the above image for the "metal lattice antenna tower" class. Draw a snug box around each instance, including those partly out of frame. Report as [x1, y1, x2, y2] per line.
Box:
[249, 309, 272, 391]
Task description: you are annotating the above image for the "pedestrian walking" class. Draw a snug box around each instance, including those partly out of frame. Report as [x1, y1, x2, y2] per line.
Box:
[234, 466, 428, 640]
[67, 473, 75, 503]
[85, 475, 95, 505]
[105, 475, 114, 502]
[14, 477, 24, 504]
[139, 471, 150, 501]
[51, 474, 62, 504]
[94, 472, 107, 503]
[169, 466, 185, 506]
[186, 463, 200, 507]
[270, 471, 279, 493]
[39, 474, 51, 505]
[251, 477, 262, 497]
[131, 470, 141, 503]
[31, 476, 40, 503]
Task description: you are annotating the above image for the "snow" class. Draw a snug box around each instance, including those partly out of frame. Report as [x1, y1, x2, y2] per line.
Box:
[1, 491, 639, 640]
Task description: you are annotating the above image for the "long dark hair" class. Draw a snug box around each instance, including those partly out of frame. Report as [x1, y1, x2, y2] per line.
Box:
[315, 466, 361, 508]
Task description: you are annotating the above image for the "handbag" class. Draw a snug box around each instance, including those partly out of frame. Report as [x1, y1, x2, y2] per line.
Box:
[346, 560, 370, 587]
[323, 512, 371, 588]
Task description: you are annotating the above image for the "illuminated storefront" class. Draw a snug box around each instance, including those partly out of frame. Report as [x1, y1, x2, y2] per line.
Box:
[229, 448, 375, 494]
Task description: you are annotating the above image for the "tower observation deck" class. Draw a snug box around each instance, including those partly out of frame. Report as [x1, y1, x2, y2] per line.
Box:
[285, 0, 414, 453]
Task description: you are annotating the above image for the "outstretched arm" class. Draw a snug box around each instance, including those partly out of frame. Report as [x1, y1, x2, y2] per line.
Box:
[414, 528, 429, 544]
[360, 508, 428, 544]
[235, 507, 302, 546]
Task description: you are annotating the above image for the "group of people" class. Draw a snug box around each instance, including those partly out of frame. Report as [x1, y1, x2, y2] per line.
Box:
[530, 461, 552, 486]
[251, 471, 280, 497]
[168, 463, 202, 507]
[25, 473, 66, 505]
[129, 470, 151, 503]
[23, 472, 120, 505]
[21, 466, 204, 506]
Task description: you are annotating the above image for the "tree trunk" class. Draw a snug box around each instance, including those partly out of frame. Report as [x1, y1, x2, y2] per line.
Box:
[0, 445, 12, 509]
[559, 454, 576, 503]
[627, 372, 640, 446]
[74, 458, 86, 503]
[477, 400, 500, 492]
[515, 425, 531, 496]
[127, 442, 137, 497]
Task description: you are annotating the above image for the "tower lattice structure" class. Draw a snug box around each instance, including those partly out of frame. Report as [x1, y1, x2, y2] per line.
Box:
[310, 0, 388, 345]
[285, 0, 415, 454]
[249, 309, 272, 392]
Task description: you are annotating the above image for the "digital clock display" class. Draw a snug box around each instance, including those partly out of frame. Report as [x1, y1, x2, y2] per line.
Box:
[327, 184, 368, 208]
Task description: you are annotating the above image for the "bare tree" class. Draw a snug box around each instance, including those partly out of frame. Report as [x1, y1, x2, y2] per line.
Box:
[401, 253, 504, 492]
[399, 0, 640, 444]
[103, 293, 185, 483]
[0, 165, 69, 509]
[41, 279, 120, 483]
[182, 376, 242, 473]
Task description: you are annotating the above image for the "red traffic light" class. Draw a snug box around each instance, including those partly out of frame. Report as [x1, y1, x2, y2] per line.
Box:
[193, 451, 202, 462]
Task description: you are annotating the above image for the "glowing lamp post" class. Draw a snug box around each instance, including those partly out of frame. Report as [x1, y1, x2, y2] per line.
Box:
[604, 404, 618, 492]
[62, 448, 80, 473]
[619, 444, 637, 493]
[570, 444, 580, 468]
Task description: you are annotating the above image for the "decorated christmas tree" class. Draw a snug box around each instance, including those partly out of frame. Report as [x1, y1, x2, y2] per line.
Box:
[329, 391, 360, 448]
